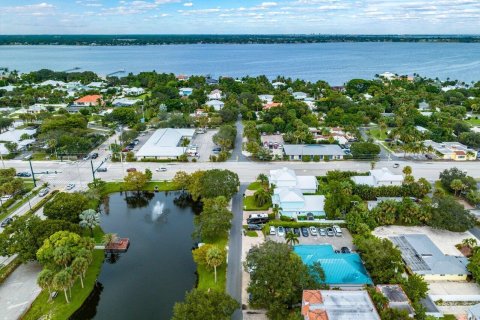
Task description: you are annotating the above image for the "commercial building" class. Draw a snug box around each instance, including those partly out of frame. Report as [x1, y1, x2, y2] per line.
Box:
[390, 234, 469, 281]
[424, 140, 477, 161]
[135, 128, 195, 160]
[351, 168, 403, 187]
[301, 289, 380, 320]
[283, 144, 345, 161]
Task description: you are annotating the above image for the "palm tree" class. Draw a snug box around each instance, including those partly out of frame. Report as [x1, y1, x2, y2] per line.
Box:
[37, 269, 55, 301]
[272, 204, 281, 219]
[257, 173, 269, 187]
[462, 238, 477, 248]
[103, 233, 118, 247]
[254, 189, 271, 207]
[285, 231, 299, 247]
[71, 257, 89, 288]
[53, 269, 73, 303]
[450, 179, 464, 196]
[53, 246, 72, 269]
[402, 166, 412, 176]
[79, 209, 100, 236]
[206, 246, 225, 284]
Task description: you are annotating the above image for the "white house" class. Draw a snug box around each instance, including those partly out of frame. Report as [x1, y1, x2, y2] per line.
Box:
[123, 87, 145, 96]
[292, 91, 308, 100]
[379, 72, 398, 81]
[269, 167, 318, 193]
[207, 89, 222, 100]
[39, 80, 66, 87]
[0, 85, 16, 92]
[0, 128, 37, 152]
[272, 81, 286, 89]
[258, 94, 274, 103]
[135, 128, 195, 160]
[205, 100, 224, 111]
[87, 82, 106, 89]
[351, 168, 404, 187]
[112, 98, 141, 107]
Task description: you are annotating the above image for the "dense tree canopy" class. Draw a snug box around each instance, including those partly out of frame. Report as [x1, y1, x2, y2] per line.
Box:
[43, 192, 90, 223]
[172, 289, 239, 320]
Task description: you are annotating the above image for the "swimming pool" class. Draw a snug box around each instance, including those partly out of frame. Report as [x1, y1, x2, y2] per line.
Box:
[294, 245, 373, 285]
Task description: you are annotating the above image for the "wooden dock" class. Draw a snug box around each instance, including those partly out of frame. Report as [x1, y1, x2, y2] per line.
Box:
[105, 238, 130, 252]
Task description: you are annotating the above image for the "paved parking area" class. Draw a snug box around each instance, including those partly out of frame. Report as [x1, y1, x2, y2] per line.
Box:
[191, 129, 218, 162]
[267, 227, 355, 251]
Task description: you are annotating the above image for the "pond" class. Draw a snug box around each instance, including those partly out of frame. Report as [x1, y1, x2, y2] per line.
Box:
[72, 191, 199, 320]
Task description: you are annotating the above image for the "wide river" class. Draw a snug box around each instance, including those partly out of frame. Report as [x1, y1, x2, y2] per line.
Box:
[1, 43, 480, 84]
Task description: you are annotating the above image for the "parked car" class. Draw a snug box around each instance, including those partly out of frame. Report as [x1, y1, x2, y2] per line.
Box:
[326, 227, 335, 237]
[309, 226, 318, 236]
[126, 168, 137, 173]
[97, 167, 107, 172]
[318, 228, 327, 237]
[269, 226, 276, 235]
[1, 217, 13, 228]
[301, 227, 309, 237]
[156, 167, 167, 172]
[91, 152, 99, 159]
[393, 163, 400, 168]
[277, 226, 285, 237]
[39, 188, 49, 197]
[66, 183, 75, 190]
[333, 225, 343, 237]
[247, 217, 268, 225]
[133, 139, 140, 145]
[247, 224, 263, 231]
[249, 213, 269, 219]
[16, 171, 31, 177]
[82, 154, 91, 161]
[341, 247, 351, 254]
[293, 228, 301, 236]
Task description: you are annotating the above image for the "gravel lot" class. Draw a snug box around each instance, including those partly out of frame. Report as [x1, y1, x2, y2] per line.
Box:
[373, 225, 476, 256]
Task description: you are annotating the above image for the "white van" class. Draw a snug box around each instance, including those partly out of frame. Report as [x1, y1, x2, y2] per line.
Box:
[249, 213, 269, 219]
[269, 226, 276, 235]
[333, 225, 342, 237]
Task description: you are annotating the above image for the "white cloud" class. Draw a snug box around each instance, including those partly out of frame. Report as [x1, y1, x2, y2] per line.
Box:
[183, 2, 193, 7]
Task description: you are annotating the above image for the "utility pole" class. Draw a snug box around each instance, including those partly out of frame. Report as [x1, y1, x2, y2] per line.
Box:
[90, 160, 96, 186]
[28, 158, 36, 187]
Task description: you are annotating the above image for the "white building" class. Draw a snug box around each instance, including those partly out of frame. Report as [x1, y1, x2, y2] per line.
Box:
[39, 80, 66, 87]
[272, 81, 286, 89]
[379, 72, 398, 81]
[424, 140, 477, 161]
[292, 91, 308, 100]
[207, 89, 222, 100]
[0, 128, 37, 153]
[269, 167, 318, 193]
[205, 100, 224, 111]
[258, 94, 274, 103]
[351, 168, 404, 187]
[179, 87, 193, 97]
[135, 128, 195, 160]
[123, 87, 145, 96]
[112, 98, 141, 107]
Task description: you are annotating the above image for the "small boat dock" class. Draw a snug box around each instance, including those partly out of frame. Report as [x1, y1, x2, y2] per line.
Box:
[105, 238, 130, 252]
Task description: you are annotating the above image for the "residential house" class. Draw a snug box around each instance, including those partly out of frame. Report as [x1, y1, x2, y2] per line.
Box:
[72, 95, 103, 107]
[205, 77, 219, 85]
[179, 87, 193, 97]
[0, 128, 37, 153]
[135, 128, 195, 160]
[39, 80, 66, 87]
[379, 72, 398, 81]
[376, 285, 415, 318]
[205, 100, 224, 111]
[272, 81, 286, 89]
[207, 89, 222, 100]
[351, 168, 403, 187]
[123, 87, 145, 96]
[269, 167, 318, 193]
[390, 234, 469, 281]
[424, 140, 477, 161]
[301, 290, 380, 320]
[112, 98, 140, 107]
[418, 101, 430, 111]
[87, 81, 106, 89]
[272, 188, 325, 219]
[283, 144, 345, 161]
[0, 85, 16, 92]
[415, 126, 430, 134]
[262, 102, 282, 111]
[176, 74, 189, 81]
[293, 91, 308, 100]
[258, 94, 274, 103]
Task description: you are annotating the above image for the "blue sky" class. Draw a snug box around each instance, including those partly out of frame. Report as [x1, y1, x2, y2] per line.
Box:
[1, 0, 480, 34]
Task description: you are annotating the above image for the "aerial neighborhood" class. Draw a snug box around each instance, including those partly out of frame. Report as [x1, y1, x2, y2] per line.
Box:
[1, 67, 480, 320]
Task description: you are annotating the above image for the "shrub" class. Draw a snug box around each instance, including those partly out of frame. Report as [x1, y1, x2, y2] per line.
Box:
[302, 155, 311, 162]
[210, 155, 217, 162]
[313, 155, 320, 162]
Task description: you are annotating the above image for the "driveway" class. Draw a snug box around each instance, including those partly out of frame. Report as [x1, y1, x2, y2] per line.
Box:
[0, 262, 42, 320]
[227, 185, 247, 320]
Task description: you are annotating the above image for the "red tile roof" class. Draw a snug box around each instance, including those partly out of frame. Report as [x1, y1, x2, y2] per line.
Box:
[454, 150, 466, 155]
[74, 95, 102, 104]
[263, 102, 282, 110]
[303, 290, 323, 305]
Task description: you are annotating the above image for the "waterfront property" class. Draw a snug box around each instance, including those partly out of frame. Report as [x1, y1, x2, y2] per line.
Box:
[301, 289, 380, 320]
[424, 140, 478, 161]
[135, 128, 195, 160]
[351, 168, 403, 187]
[294, 245, 373, 286]
[283, 144, 345, 161]
[390, 234, 469, 281]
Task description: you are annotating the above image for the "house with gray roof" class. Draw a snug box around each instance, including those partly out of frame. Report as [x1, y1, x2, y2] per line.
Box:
[283, 144, 345, 161]
[376, 285, 415, 317]
[390, 234, 469, 281]
[469, 303, 480, 320]
[351, 168, 403, 187]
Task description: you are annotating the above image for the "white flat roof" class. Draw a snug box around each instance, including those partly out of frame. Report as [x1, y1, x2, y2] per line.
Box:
[136, 128, 195, 157]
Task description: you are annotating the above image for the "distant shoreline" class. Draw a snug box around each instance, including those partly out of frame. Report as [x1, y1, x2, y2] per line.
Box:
[2, 34, 480, 46]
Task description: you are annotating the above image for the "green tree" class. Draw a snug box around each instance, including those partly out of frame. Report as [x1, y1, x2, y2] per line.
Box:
[102, 233, 118, 246]
[402, 166, 412, 176]
[71, 257, 89, 288]
[195, 196, 233, 241]
[4, 141, 18, 154]
[285, 231, 299, 247]
[53, 269, 73, 303]
[213, 124, 237, 151]
[123, 171, 148, 193]
[402, 274, 428, 303]
[468, 249, 480, 284]
[450, 179, 464, 196]
[253, 189, 271, 207]
[350, 142, 380, 159]
[257, 173, 269, 187]
[37, 269, 55, 301]
[44, 192, 89, 223]
[197, 169, 240, 201]
[79, 209, 100, 236]
[205, 246, 226, 283]
[429, 195, 475, 232]
[144, 168, 152, 181]
[172, 289, 239, 320]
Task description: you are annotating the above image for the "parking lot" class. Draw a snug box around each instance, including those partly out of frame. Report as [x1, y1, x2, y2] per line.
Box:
[191, 129, 218, 162]
[267, 227, 355, 251]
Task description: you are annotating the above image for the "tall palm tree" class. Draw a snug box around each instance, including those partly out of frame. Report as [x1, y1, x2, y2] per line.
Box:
[285, 231, 299, 247]
[53, 269, 73, 303]
[37, 269, 55, 301]
[206, 246, 225, 284]
[71, 257, 89, 288]
[53, 246, 72, 269]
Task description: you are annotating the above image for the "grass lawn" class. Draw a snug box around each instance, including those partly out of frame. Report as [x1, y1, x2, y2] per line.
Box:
[22, 249, 104, 320]
[247, 181, 263, 191]
[101, 180, 180, 196]
[244, 195, 271, 211]
[196, 237, 228, 292]
[368, 128, 388, 140]
[466, 116, 480, 126]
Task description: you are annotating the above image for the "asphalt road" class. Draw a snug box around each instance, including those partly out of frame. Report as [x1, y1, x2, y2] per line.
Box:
[230, 118, 248, 162]
[227, 185, 247, 320]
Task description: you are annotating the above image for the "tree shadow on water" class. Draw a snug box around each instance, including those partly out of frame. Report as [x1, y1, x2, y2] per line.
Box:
[70, 281, 104, 320]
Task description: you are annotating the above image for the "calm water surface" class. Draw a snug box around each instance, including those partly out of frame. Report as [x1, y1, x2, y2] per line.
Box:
[72, 191, 198, 320]
[1, 43, 480, 84]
